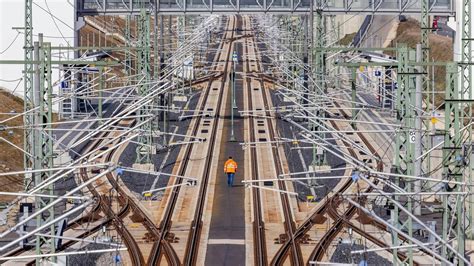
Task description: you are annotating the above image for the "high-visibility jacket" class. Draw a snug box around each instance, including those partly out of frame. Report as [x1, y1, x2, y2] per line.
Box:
[224, 159, 238, 174]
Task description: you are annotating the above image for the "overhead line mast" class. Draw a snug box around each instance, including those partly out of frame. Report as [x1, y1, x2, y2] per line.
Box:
[23, 0, 34, 190]
[135, 8, 154, 166]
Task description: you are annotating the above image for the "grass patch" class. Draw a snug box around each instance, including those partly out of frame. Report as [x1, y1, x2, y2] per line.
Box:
[338, 32, 357, 46]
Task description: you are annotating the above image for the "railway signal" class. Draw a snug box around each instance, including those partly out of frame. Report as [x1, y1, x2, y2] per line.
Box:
[232, 51, 238, 63]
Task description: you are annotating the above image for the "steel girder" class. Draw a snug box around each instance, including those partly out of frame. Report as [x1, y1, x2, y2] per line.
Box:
[76, 0, 455, 15]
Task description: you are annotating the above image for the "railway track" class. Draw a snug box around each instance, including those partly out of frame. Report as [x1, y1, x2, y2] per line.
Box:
[2, 142, 135, 265]
[324, 195, 411, 263]
[182, 15, 237, 265]
[0, 14, 426, 266]
[148, 15, 236, 265]
[78, 119, 145, 266]
[305, 102, 413, 263]
[4, 15, 237, 266]
[243, 17, 268, 265]
[244, 16, 303, 265]
[76, 116, 182, 266]
[11, 16, 238, 266]
[1, 199, 110, 265]
[257, 31, 415, 264]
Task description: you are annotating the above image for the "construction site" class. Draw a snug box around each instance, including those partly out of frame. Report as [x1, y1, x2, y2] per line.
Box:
[0, 0, 473, 265]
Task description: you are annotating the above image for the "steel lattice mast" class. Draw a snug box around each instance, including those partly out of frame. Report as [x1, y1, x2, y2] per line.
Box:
[33, 35, 56, 265]
[460, 0, 473, 242]
[311, 0, 327, 168]
[441, 62, 466, 265]
[135, 9, 153, 165]
[1, 2, 470, 264]
[440, 1, 473, 263]
[391, 44, 417, 266]
[23, 0, 34, 190]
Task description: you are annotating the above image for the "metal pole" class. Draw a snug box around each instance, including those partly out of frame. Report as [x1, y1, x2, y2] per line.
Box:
[33, 41, 41, 263]
[392, 44, 415, 266]
[414, 44, 422, 216]
[23, 0, 34, 190]
[351, 67, 357, 129]
[311, 1, 326, 167]
[98, 66, 103, 123]
[135, 9, 153, 164]
[420, 0, 433, 223]
[442, 62, 466, 265]
[33, 33, 56, 265]
[461, 0, 473, 241]
[125, 15, 132, 77]
[230, 58, 236, 141]
[233, 63, 237, 109]
[160, 15, 167, 146]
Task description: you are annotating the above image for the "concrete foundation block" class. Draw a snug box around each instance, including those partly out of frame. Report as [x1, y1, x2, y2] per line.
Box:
[132, 163, 155, 172]
[54, 150, 72, 166]
[308, 165, 331, 173]
[283, 95, 297, 103]
[174, 95, 188, 102]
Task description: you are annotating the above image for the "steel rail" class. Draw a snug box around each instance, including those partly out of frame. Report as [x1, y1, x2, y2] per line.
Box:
[182, 15, 238, 265]
[147, 16, 233, 265]
[101, 119, 180, 266]
[306, 102, 410, 264]
[266, 90, 384, 263]
[244, 15, 268, 265]
[326, 196, 411, 263]
[78, 172, 143, 265]
[77, 120, 145, 266]
[1, 199, 105, 264]
[248, 27, 303, 265]
[78, 116, 179, 266]
[3, 139, 131, 264]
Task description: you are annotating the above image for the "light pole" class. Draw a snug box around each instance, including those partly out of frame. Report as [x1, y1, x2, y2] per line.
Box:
[230, 51, 237, 141]
[232, 61, 237, 109]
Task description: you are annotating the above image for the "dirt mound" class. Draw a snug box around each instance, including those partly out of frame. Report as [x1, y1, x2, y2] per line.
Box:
[0, 88, 24, 201]
[389, 18, 453, 108]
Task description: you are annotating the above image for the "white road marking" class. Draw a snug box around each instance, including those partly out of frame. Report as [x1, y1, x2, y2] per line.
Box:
[207, 239, 246, 245]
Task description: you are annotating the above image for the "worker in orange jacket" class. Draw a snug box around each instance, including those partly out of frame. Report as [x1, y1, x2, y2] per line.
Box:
[224, 156, 238, 187]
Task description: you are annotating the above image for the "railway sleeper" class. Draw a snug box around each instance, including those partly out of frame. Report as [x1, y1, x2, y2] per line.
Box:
[130, 211, 145, 223]
[276, 234, 288, 244]
[355, 211, 374, 224]
[165, 232, 179, 243]
[310, 213, 327, 224]
[143, 232, 158, 242]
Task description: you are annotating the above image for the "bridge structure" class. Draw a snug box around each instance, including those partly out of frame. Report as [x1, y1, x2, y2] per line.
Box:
[75, 0, 455, 15]
[0, 0, 473, 265]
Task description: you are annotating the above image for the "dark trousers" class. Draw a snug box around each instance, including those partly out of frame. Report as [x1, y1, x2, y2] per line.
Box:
[226, 173, 235, 187]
